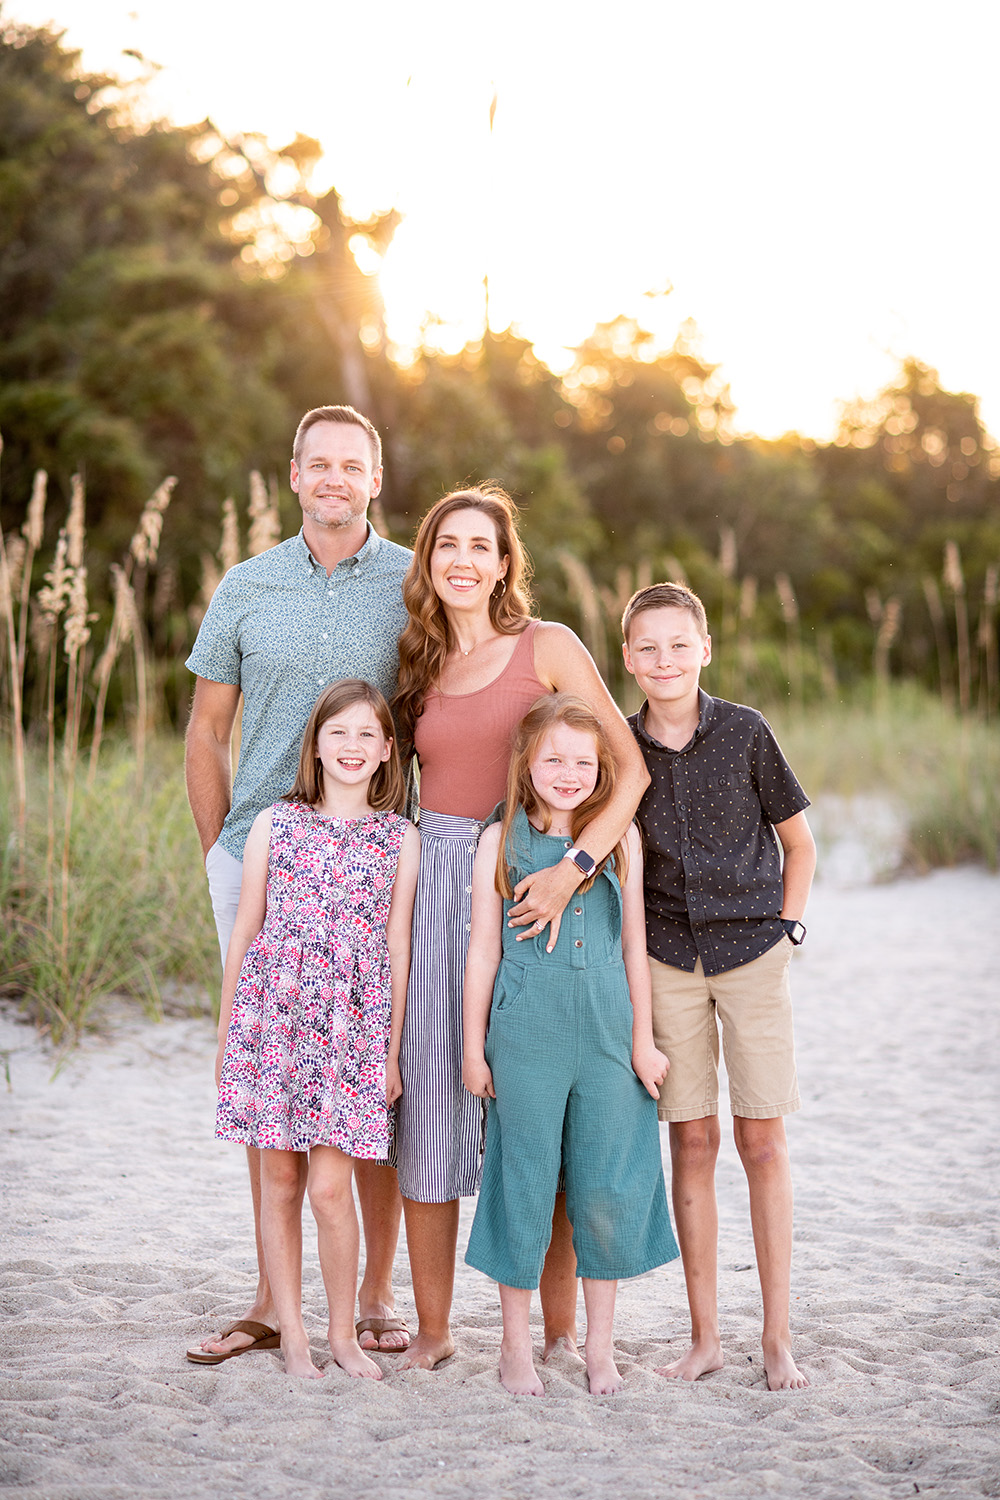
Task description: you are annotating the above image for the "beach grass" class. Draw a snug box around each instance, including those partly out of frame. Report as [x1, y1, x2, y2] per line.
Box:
[766, 682, 999, 872]
[2, 686, 995, 1041]
[1, 736, 218, 1042]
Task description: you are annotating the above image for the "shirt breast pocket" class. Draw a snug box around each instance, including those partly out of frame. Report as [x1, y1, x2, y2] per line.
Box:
[691, 770, 757, 840]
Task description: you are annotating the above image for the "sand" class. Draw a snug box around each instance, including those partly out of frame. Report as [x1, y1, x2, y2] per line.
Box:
[1, 864, 998, 1500]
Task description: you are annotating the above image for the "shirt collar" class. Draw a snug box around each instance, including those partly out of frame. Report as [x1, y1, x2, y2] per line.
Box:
[297, 521, 381, 574]
[636, 689, 715, 752]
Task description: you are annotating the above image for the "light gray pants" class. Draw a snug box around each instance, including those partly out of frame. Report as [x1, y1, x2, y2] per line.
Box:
[205, 840, 244, 969]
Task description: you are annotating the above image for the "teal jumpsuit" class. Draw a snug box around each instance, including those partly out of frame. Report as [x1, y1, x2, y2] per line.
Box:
[465, 808, 679, 1289]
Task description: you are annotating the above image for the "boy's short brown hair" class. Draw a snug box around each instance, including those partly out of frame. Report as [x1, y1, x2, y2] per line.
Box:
[622, 582, 709, 643]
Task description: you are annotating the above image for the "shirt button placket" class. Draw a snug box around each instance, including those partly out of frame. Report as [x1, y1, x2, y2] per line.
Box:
[317, 568, 338, 687]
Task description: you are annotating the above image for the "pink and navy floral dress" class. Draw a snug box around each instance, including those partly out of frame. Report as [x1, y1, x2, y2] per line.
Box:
[216, 800, 408, 1158]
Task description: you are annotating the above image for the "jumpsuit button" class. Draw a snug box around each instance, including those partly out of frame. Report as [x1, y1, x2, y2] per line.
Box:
[574, 907, 583, 915]
[574, 939, 583, 948]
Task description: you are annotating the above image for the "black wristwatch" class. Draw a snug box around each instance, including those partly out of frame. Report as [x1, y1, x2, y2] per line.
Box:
[564, 846, 596, 878]
[780, 918, 806, 946]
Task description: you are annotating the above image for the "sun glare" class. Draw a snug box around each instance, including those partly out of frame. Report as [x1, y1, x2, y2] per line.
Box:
[8, 0, 1000, 440]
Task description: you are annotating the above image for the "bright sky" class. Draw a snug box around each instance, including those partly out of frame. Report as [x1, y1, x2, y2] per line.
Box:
[8, 0, 1000, 440]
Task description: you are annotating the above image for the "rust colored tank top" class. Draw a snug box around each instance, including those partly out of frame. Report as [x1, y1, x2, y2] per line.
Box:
[414, 620, 547, 820]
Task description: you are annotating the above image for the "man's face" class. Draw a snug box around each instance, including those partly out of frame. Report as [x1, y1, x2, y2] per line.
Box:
[290, 421, 383, 533]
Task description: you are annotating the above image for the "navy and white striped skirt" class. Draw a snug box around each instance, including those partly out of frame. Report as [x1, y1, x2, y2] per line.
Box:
[396, 809, 488, 1202]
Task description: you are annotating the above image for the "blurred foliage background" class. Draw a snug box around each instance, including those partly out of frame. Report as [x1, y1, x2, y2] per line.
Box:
[1, 18, 997, 1036]
[2, 18, 997, 730]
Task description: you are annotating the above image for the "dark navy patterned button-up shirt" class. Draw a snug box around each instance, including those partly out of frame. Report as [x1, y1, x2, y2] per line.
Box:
[187, 525, 412, 859]
[629, 691, 810, 976]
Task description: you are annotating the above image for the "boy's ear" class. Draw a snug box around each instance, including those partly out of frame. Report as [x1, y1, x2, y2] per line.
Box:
[622, 639, 635, 676]
[702, 634, 712, 666]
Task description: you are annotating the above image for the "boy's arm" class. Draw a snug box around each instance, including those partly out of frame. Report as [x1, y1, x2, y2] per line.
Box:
[620, 824, 669, 1101]
[384, 824, 420, 1105]
[215, 807, 271, 1087]
[774, 809, 816, 921]
[462, 825, 505, 1099]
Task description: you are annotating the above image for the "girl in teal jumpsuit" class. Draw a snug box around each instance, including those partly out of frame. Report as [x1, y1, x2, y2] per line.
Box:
[463, 694, 679, 1396]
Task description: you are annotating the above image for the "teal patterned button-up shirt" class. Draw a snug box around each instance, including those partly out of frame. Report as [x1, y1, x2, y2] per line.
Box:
[186, 525, 412, 859]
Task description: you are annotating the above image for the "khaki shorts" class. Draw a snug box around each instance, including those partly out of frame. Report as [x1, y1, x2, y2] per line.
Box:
[648, 940, 800, 1122]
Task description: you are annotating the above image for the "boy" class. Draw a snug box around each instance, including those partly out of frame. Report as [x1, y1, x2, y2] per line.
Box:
[622, 582, 816, 1391]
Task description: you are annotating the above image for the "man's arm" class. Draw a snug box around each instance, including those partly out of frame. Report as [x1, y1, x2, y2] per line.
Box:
[185, 677, 242, 858]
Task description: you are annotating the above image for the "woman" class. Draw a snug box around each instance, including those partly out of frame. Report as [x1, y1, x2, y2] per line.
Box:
[393, 486, 650, 1371]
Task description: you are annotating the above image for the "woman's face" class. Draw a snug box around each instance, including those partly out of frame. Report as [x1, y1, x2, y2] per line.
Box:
[428, 507, 509, 614]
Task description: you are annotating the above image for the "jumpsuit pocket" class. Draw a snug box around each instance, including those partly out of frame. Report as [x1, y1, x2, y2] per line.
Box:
[491, 961, 528, 1016]
[602, 968, 635, 1052]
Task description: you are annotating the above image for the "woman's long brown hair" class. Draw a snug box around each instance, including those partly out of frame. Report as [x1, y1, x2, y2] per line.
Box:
[284, 679, 406, 813]
[393, 486, 534, 758]
[494, 694, 628, 898]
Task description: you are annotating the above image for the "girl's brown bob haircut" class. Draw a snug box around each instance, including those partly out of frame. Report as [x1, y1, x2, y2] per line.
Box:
[393, 485, 534, 757]
[495, 693, 628, 899]
[285, 679, 406, 814]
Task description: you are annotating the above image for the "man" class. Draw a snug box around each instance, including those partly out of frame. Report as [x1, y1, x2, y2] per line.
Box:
[185, 405, 413, 1361]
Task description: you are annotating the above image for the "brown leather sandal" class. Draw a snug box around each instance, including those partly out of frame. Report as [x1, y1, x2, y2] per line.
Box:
[355, 1316, 411, 1352]
[186, 1319, 281, 1364]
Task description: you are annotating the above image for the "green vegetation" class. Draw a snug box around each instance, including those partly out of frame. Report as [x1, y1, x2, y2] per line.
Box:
[0, 19, 997, 1042]
[0, 737, 218, 1044]
[1, 18, 997, 717]
[769, 684, 999, 873]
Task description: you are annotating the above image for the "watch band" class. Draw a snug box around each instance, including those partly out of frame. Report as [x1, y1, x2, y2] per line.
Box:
[780, 918, 806, 945]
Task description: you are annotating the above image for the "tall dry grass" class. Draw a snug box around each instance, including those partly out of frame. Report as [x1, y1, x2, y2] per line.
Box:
[0, 737, 219, 1042]
[0, 458, 279, 1039]
[769, 682, 999, 873]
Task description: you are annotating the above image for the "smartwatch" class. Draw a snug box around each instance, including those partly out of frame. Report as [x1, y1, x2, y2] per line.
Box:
[564, 846, 597, 878]
[780, 918, 806, 946]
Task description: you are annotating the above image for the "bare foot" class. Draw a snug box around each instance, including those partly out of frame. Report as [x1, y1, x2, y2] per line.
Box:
[499, 1339, 545, 1397]
[542, 1331, 582, 1363]
[763, 1339, 809, 1391]
[355, 1307, 410, 1353]
[329, 1337, 383, 1380]
[586, 1346, 623, 1395]
[280, 1339, 325, 1380]
[655, 1336, 724, 1382]
[398, 1331, 455, 1371]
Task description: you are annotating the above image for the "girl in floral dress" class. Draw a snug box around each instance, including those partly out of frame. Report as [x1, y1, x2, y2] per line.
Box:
[214, 680, 420, 1380]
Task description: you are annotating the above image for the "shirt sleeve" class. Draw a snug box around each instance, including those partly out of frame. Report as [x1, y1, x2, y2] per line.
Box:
[750, 714, 810, 825]
[185, 571, 243, 686]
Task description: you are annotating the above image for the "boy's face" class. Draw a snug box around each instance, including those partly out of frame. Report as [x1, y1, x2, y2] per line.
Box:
[623, 606, 712, 707]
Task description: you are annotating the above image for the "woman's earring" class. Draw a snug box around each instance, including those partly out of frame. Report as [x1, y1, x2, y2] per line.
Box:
[494, 576, 507, 597]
